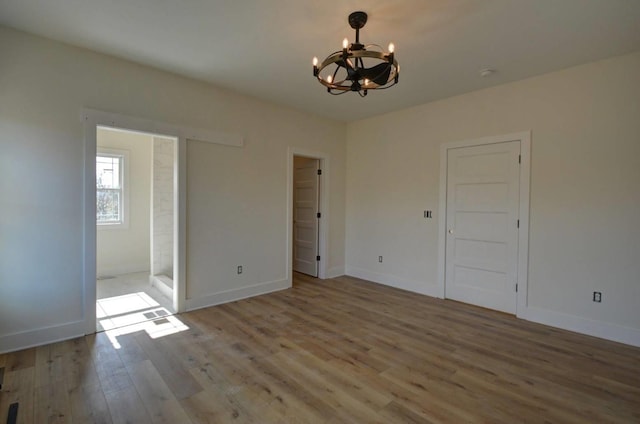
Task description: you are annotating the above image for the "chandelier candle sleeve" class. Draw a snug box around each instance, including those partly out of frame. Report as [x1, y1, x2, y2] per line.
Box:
[312, 11, 399, 97]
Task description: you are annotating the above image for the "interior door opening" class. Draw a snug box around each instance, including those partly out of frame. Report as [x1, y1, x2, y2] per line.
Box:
[95, 126, 178, 332]
[292, 156, 321, 278]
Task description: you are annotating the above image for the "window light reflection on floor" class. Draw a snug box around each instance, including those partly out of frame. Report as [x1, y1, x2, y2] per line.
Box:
[97, 291, 188, 349]
[98, 291, 160, 316]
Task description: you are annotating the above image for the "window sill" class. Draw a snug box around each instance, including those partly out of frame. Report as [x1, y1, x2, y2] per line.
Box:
[97, 222, 129, 230]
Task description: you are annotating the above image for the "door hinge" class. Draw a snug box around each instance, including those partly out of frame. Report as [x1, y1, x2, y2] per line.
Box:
[517, 219, 520, 228]
[316, 255, 321, 261]
[317, 212, 321, 218]
[515, 284, 518, 292]
[518, 155, 521, 164]
[317, 169, 322, 175]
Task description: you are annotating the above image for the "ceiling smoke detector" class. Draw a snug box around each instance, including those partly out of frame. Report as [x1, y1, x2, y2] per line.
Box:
[479, 68, 495, 78]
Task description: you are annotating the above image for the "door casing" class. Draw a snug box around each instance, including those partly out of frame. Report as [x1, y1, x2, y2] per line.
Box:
[287, 147, 330, 283]
[82, 108, 242, 334]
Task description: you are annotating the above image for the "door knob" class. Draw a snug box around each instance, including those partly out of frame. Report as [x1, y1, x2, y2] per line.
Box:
[448, 229, 454, 234]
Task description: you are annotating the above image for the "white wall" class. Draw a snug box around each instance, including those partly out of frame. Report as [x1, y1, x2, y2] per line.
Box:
[97, 128, 152, 276]
[346, 51, 640, 345]
[0, 26, 346, 352]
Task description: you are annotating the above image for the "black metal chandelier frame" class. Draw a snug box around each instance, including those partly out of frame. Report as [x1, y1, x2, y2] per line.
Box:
[313, 11, 399, 97]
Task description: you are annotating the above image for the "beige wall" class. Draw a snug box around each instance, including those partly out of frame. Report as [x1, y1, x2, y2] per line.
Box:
[346, 51, 640, 342]
[0, 26, 346, 351]
[3, 20, 638, 351]
[97, 128, 152, 276]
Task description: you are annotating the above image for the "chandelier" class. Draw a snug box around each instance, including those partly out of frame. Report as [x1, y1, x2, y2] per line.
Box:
[313, 11, 399, 96]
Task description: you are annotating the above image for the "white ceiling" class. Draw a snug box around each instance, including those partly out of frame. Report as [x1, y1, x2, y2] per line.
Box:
[2, 0, 640, 122]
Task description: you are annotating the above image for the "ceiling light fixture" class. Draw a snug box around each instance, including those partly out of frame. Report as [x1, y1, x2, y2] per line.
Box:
[313, 11, 399, 97]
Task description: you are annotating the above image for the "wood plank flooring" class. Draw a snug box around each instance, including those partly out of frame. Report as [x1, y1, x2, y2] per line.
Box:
[1, 273, 639, 423]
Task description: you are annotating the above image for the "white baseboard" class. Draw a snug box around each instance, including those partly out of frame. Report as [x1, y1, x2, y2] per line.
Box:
[151, 275, 173, 299]
[346, 266, 440, 298]
[520, 306, 640, 348]
[0, 320, 85, 354]
[326, 266, 345, 279]
[345, 268, 640, 347]
[97, 264, 149, 277]
[185, 279, 290, 312]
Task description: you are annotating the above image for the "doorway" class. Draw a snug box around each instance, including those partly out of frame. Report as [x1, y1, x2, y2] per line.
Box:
[438, 132, 531, 316]
[287, 148, 330, 283]
[83, 108, 240, 336]
[95, 127, 177, 332]
[292, 156, 321, 277]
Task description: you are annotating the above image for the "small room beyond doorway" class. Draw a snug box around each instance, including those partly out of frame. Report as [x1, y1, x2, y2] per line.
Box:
[96, 127, 177, 332]
[292, 156, 321, 278]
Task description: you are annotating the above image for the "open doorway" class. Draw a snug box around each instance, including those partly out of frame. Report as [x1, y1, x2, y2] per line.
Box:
[292, 156, 321, 278]
[95, 126, 177, 332]
[287, 148, 330, 284]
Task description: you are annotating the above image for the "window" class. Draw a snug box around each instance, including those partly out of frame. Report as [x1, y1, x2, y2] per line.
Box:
[96, 150, 127, 227]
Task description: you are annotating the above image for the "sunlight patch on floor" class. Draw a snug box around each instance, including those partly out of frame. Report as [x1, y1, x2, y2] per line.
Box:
[104, 314, 189, 349]
[96, 291, 188, 348]
[98, 292, 160, 316]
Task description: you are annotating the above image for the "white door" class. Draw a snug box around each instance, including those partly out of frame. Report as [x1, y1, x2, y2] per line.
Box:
[445, 141, 520, 313]
[293, 157, 320, 277]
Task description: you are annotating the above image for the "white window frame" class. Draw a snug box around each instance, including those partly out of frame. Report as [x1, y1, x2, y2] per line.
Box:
[96, 148, 129, 229]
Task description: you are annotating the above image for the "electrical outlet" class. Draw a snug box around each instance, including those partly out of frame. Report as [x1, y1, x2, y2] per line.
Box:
[378, 256, 383, 263]
[593, 291, 602, 303]
[237, 266, 243, 275]
[424, 210, 432, 218]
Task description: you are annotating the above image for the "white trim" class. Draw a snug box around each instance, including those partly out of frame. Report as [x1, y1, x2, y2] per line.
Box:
[185, 279, 289, 311]
[83, 118, 98, 335]
[175, 135, 187, 312]
[521, 307, 640, 348]
[517, 133, 531, 315]
[82, 108, 243, 147]
[0, 320, 85, 354]
[83, 108, 219, 334]
[326, 266, 345, 279]
[97, 264, 149, 278]
[150, 275, 174, 299]
[346, 266, 440, 297]
[437, 131, 531, 317]
[287, 147, 331, 282]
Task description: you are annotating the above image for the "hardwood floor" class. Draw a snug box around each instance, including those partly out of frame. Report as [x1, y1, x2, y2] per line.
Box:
[1, 273, 639, 423]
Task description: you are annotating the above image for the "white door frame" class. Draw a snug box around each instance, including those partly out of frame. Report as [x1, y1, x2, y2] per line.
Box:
[82, 108, 243, 334]
[436, 131, 531, 317]
[287, 147, 330, 282]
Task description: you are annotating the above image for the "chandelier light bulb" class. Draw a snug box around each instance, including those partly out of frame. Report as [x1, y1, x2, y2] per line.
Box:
[343, 38, 349, 49]
[313, 57, 318, 66]
[327, 75, 333, 83]
[388, 43, 395, 53]
[364, 78, 370, 86]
